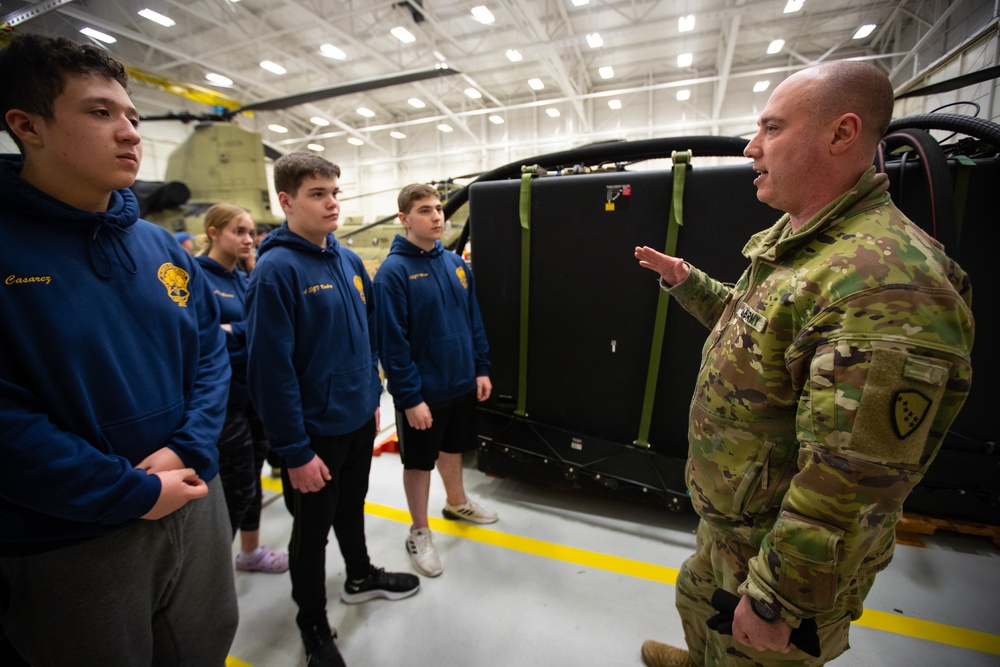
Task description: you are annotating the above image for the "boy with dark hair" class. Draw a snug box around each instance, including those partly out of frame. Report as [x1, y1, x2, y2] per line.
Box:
[246, 152, 418, 667]
[0, 33, 237, 664]
[373, 183, 496, 578]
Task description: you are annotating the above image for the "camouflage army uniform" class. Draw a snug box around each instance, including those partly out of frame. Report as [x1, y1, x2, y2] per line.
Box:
[663, 167, 974, 666]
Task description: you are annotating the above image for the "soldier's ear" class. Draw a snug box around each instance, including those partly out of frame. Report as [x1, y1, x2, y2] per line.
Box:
[829, 113, 861, 155]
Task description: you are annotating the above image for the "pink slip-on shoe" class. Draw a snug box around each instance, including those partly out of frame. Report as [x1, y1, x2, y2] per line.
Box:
[235, 546, 289, 573]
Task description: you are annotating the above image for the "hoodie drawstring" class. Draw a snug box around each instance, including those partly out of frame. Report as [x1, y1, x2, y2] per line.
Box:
[90, 217, 138, 279]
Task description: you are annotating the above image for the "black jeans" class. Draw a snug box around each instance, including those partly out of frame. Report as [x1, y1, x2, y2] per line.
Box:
[282, 418, 375, 630]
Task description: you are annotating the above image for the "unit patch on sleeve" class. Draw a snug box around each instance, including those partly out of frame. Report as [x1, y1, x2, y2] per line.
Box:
[892, 389, 931, 439]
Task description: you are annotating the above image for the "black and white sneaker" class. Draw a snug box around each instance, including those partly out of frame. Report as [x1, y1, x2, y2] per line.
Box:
[340, 565, 420, 604]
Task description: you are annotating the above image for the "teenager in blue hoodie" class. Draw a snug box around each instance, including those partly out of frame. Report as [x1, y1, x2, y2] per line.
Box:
[0, 34, 237, 665]
[373, 184, 496, 579]
[196, 203, 288, 573]
[245, 152, 418, 667]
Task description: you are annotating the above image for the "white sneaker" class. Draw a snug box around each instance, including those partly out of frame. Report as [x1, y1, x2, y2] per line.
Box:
[442, 499, 498, 524]
[405, 528, 442, 577]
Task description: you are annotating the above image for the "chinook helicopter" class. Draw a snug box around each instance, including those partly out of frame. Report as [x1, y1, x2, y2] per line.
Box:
[131, 66, 462, 266]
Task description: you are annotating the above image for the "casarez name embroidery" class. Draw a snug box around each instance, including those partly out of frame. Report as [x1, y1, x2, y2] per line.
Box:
[6, 274, 52, 285]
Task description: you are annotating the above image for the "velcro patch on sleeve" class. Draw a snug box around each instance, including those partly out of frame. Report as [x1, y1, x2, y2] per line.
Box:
[847, 348, 951, 466]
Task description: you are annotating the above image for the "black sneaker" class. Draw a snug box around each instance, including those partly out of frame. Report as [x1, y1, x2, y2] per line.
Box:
[301, 622, 346, 667]
[340, 565, 420, 604]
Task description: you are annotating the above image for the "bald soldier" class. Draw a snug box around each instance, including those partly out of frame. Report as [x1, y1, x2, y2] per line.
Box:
[636, 61, 974, 666]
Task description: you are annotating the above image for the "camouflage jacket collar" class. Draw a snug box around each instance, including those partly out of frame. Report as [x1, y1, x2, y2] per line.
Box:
[742, 167, 891, 262]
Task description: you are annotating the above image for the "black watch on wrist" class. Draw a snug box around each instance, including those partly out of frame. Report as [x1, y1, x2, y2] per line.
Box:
[751, 596, 782, 623]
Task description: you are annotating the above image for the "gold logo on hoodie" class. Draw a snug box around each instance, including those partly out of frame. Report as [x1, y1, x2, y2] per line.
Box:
[456, 266, 468, 290]
[353, 275, 366, 304]
[158, 263, 190, 307]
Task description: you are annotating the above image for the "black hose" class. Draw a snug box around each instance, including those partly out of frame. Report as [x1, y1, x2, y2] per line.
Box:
[880, 129, 957, 252]
[886, 113, 1000, 147]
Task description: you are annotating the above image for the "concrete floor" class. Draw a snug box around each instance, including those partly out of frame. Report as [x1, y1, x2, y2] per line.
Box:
[226, 396, 1000, 667]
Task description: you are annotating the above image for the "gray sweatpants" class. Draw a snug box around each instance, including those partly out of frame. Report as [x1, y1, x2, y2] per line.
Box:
[0, 475, 238, 667]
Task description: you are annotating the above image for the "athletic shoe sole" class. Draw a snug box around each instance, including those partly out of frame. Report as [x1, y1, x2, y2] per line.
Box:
[339, 585, 420, 605]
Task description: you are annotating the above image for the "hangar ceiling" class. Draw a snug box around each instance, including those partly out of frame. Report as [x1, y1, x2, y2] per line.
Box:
[1, 0, 995, 160]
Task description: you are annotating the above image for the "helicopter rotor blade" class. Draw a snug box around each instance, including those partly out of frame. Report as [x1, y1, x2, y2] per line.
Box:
[237, 66, 460, 113]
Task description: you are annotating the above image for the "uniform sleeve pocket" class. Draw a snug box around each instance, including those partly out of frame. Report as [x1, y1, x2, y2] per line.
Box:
[773, 511, 843, 614]
[848, 347, 951, 466]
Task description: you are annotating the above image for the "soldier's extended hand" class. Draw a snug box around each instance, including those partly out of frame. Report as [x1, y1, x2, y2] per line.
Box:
[141, 468, 207, 520]
[405, 402, 433, 430]
[287, 454, 331, 493]
[634, 246, 691, 286]
[732, 595, 792, 654]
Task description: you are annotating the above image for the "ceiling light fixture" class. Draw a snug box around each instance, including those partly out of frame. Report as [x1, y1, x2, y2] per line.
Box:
[465, 87, 483, 99]
[571, 0, 590, 6]
[599, 66, 614, 79]
[259, 60, 287, 75]
[80, 27, 116, 43]
[766, 39, 785, 54]
[356, 107, 375, 118]
[608, 99, 622, 110]
[676, 89, 691, 101]
[677, 53, 693, 68]
[545, 108, 560, 118]
[437, 123, 454, 132]
[205, 73, 233, 86]
[408, 98, 426, 108]
[678, 15, 695, 32]
[528, 78, 544, 90]
[310, 117, 330, 127]
[586, 33, 603, 48]
[390, 131, 407, 139]
[320, 44, 347, 60]
[471, 6, 495, 24]
[347, 137, 364, 146]
[268, 124, 288, 133]
[391, 26, 416, 43]
[488, 115, 505, 124]
[753, 80, 770, 92]
[506, 49, 523, 62]
[783, 0, 805, 12]
[853, 24, 876, 39]
[308, 144, 325, 151]
[138, 9, 175, 27]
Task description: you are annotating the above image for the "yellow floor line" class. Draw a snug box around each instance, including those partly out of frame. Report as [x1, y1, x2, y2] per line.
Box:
[364, 500, 1000, 657]
[256, 479, 1000, 656]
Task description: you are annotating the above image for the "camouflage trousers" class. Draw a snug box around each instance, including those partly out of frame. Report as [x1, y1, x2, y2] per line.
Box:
[675, 520, 876, 667]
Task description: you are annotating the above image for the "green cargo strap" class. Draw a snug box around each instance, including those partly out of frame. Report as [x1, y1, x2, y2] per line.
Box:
[952, 154, 975, 251]
[515, 165, 537, 417]
[635, 150, 690, 448]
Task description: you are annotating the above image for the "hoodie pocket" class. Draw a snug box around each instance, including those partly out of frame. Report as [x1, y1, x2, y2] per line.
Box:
[98, 397, 185, 465]
[420, 332, 475, 394]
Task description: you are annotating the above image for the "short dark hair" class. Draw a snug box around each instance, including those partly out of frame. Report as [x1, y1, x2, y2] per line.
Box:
[273, 152, 341, 197]
[813, 61, 895, 152]
[0, 33, 129, 153]
[398, 183, 440, 214]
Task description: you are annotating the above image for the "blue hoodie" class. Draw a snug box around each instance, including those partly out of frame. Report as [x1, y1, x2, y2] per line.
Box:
[373, 235, 490, 409]
[196, 255, 250, 406]
[0, 155, 230, 556]
[245, 224, 381, 468]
